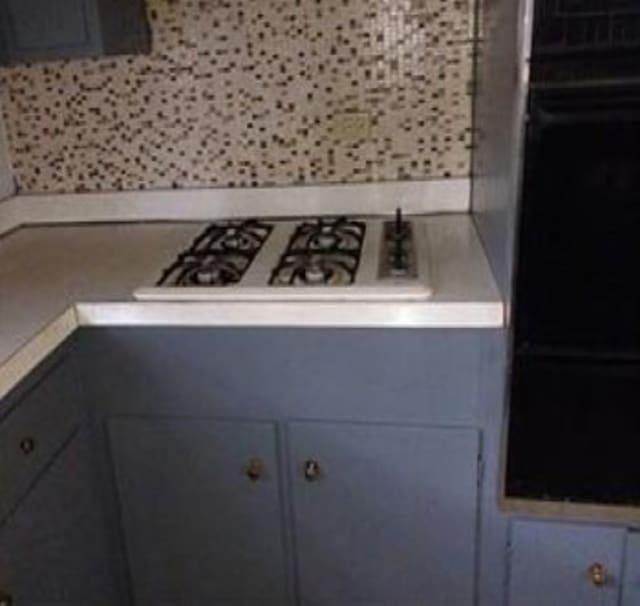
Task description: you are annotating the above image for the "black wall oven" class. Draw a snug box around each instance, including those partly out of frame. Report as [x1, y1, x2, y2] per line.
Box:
[515, 85, 640, 356]
[507, 2, 640, 506]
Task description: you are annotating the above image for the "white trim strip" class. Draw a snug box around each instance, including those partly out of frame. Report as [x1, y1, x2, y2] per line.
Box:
[0, 179, 469, 237]
[75, 300, 503, 329]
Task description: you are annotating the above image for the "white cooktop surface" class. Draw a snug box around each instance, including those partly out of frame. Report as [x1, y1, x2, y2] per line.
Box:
[135, 218, 433, 302]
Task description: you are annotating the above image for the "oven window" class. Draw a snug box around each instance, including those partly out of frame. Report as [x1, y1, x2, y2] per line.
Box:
[507, 355, 640, 505]
[515, 113, 640, 355]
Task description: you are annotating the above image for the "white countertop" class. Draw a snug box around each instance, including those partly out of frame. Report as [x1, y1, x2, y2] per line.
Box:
[0, 214, 502, 400]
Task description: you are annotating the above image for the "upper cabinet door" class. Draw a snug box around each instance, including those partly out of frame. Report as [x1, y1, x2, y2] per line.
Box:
[109, 417, 290, 605]
[0, 0, 150, 65]
[0, 0, 101, 62]
[288, 421, 480, 606]
[508, 521, 625, 606]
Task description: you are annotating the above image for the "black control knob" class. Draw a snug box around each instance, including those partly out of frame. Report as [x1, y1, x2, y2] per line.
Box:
[391, 207, 408, 273]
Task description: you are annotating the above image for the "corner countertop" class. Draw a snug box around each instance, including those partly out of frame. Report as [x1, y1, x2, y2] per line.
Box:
[0, 214, 503, 400]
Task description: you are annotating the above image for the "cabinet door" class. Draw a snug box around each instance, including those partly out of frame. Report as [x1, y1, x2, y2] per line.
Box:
[288, 422, 479, 606]
[0, 357, 81, 523]
[0, 0, 100, 63]
[623, 531, 640, 605]
[0, 428, 121, 605]
[109, 418, 289, 605]
[508, 521, 625, 606]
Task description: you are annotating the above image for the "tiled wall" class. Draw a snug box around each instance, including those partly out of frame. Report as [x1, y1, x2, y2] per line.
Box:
[0, 102, 13, 199]
[0, 0, 475, 194]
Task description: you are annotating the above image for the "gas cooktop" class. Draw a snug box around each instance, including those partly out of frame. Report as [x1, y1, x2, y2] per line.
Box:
[135, 212, 432, 301]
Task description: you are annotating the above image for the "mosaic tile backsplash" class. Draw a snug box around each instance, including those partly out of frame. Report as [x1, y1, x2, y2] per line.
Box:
[0, 0, 475, 194]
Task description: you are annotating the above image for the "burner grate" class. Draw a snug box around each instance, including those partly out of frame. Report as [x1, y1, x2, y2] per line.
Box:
[158, 220, 273, 287]
[270, 217, 366, 286]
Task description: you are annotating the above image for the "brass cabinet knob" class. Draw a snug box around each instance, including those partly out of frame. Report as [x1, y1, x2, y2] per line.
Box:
[19, 437, 35, 455]
[589, 562, 607, 587]
[245, 458, 265, 482]
[0, 590, 13, 606]
[303, 460, 322, 482]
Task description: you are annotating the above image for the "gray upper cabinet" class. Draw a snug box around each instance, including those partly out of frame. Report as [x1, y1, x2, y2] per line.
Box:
[0, 0, 150, 65]
[288, 422, 480, 606]
[109, 417, 290, 605]
[508, 521, 626, 606]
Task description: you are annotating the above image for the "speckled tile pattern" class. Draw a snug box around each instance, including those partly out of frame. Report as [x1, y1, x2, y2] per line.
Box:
[0, 0, 475, 194]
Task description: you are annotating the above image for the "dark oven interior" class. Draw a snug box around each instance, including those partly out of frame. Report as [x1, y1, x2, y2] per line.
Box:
[515, 86, 640, 357]
[507, 355, 640, 505]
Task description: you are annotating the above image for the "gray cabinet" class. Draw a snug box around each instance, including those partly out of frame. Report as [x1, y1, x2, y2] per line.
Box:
[0, 0, 100, 62]
[76, 327, 507, 606]
[0, 427, 121, 605]
[0, 358, 80, 523]
[289, 422, 480, 606]
[623, 532, 640, 605]
[0, 0, 150, 65]
[0, 351, 122, 604]
[109, 416, 480, 606]
[109, 417, 290, 605]
[508, 521, 626, 606]
[0, 328, 506, 605]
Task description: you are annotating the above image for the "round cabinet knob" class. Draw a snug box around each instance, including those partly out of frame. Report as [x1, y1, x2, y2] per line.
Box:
[589, 562, 608, 587]
[19, 437, 35, 455]
[303, 460, 322, 482]
[0, 590, 13, 606]
[245, 458, 265, 482]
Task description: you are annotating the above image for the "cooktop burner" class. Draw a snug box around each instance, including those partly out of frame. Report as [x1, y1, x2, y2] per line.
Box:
[269, 217, 366, 286]
[157, 220, 273, 287]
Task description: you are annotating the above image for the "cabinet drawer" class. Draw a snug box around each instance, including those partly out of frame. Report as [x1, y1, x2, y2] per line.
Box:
[508, 520, 625, 606]
[0, 361, 81, 521]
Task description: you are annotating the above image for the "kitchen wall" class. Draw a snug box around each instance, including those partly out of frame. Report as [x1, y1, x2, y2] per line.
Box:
[471, 0, 531, 303]
[0, 100, 13, 199]
[0, 0, 474, 195]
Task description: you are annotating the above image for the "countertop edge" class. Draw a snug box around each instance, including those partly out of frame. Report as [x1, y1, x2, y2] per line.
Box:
[75, 300, 505, 329]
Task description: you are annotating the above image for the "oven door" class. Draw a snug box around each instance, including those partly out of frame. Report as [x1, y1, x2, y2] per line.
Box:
[507, 355, 640, 505]
[514, 85, 640, 357]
